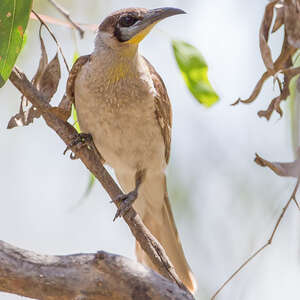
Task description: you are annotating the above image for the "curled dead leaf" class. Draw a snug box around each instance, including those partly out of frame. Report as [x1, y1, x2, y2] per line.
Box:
[8, 22, 61, 129]
[233, 71, 270, 105]
[49, 94, 72, 121]
[38, 53, 60, 100]
[259, 1, 278, 72]
[7, 97, 38, 129]
[8, 52, 61, 129]
[32, 25, 48, 87]
[257, 95, 282, 120]
[272, 4, 284, 33]
[255, 153, 300, 177]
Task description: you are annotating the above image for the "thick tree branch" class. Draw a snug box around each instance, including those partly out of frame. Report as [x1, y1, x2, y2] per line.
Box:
[0, 240, 193, 300]
[9, 68, 192, 297]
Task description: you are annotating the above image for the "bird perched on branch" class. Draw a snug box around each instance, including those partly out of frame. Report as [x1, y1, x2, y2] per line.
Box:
[67, 7, 196, 293]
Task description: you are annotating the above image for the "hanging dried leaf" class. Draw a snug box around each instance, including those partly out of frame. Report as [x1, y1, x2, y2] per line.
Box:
[37, 53, 60, 100]
[272, 4, 285, 33]
[32, 25, 48, 87]
[7, 53, 61, 129]
[259, 1, 278, 72]
[255, 153, 300, 177]
[284, 0, 300, 48]
[273, 32, 296, 70]
[7, 97, 35, 129]
[257, 95, 282, 120]
[232, 71, 270, 105]
[49, 94, 72, 121]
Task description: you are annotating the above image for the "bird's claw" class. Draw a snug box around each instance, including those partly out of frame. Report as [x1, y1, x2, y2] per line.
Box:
[112, 190, 138, 221]
[63, 133, 92, 159]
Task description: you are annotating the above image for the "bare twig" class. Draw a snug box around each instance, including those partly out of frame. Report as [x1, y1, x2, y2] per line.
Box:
[32, 10, 70, 72]
[8, 68, 192, 297]
[0, 240, 193, 300]
[48, 0, 85, 38]
[211, 178, 300, 300]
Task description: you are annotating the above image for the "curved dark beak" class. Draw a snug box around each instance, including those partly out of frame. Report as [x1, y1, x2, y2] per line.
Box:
[144, 7, 186, 24]
[123, 7, 186, 44]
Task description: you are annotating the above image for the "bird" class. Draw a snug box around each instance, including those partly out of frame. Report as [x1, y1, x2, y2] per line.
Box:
[66, 7, 196, 293]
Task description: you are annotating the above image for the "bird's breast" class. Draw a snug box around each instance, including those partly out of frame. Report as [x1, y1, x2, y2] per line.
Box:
[74, 61, 166, 173]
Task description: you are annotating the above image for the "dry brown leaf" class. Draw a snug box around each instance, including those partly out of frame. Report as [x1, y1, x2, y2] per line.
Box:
[232, 71, 270, 105]
[8, 22, 61, 130]
[49, 94, 72, 121]
[257, 63, 300, 120]
[255, 153, 300, 177]
[257, 95, 282, 120]
[8, 53, 61, 129]
[38, 53, 61, 100]
[32, 25, 48, 87]
[284, 0, 300, 48]
[259, 1, 278, 72]
[273, 32, 296, 70]
[281, 65, 300, 77]
[7, 98, 37, 129]
[272, 4, 285, 33]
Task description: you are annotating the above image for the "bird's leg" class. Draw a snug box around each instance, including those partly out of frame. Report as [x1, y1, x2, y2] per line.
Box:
[112, 169, 146, 221]
[63, 132, 93, 160]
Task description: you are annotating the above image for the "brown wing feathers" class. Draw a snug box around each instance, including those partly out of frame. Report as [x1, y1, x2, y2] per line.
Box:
[143, 57, 172, 164]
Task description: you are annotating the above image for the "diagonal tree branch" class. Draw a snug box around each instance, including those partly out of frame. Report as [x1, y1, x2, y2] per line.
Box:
[9, 67, 193, 297]
[0, 240, 193, 300]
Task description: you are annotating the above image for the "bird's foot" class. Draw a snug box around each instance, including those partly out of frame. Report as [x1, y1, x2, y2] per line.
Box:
[112, 190, 138, 221]
[63, 132, 92, 160]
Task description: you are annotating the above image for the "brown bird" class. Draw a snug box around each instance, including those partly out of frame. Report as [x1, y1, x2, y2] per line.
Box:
[67, 7, 196, 293]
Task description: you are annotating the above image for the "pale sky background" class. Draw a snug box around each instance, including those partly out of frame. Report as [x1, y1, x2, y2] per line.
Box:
[1, 0, 300, 299]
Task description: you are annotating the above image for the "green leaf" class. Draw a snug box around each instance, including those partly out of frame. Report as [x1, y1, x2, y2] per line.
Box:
[72, 50, 79, 65]
[72, 104, 81, 132]
[83, 173, 95, 198]
[172, 40, 219, 107]
[0, 0, 33, 87]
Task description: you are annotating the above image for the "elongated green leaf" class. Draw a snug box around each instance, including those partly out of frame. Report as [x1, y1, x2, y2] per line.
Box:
[0, 0, 33, 87]
[172, 40, 219, 107]
[83, 173, 95, 198]
[72, 104, 81, 132]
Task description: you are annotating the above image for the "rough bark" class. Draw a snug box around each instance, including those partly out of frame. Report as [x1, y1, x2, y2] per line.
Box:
[0, 240, 193, 300]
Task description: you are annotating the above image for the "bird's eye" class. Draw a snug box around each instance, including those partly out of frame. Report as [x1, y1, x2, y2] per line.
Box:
[119, 15, 138, 27]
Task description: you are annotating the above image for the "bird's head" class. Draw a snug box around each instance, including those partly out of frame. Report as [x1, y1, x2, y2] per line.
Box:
[96, 7, 185, 51]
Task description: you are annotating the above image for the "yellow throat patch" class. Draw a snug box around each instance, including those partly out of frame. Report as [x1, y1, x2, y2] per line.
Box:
[126, 22, 157, 45]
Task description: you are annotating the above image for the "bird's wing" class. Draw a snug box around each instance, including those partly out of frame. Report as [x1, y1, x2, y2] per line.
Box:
[143, 57, 172, 164]
[66, 55, 90, 104]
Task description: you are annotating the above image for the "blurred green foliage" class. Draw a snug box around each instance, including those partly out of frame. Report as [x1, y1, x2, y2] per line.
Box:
[172, 40, 219, 107]
[289, 51, 300, 156]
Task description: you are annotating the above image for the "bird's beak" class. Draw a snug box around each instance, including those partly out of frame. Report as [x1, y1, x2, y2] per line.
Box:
[124, 7, 186, 44]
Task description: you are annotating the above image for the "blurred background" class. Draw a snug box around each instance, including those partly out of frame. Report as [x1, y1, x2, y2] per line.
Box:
[1, 0, 300, 299]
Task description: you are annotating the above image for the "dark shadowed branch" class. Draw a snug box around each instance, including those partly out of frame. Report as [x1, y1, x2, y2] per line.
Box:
[0, 240, 193, 300]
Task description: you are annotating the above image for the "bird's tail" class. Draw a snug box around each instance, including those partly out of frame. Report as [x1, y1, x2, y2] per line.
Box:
[116, 171, 197, 294]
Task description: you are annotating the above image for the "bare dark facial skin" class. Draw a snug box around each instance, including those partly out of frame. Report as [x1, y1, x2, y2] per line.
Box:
[114, 13, 143, 42]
